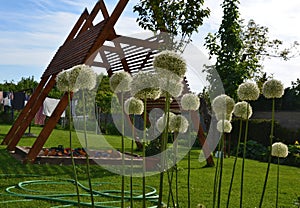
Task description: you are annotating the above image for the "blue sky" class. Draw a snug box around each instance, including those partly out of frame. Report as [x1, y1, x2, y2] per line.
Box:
[0, 0, 299, 91]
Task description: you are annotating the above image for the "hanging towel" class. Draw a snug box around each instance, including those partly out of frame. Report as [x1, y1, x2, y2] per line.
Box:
[3, 97, 10, 107]
[11, 92, 26, 110]
[43, 97, 65, 117]
[35, 105, 46, 125]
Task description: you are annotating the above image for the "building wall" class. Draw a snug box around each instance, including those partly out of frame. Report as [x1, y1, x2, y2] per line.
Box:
[252, 111, 300, 130]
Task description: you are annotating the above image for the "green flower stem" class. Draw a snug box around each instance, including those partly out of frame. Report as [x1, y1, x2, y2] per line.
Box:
[158, 92, 171, 208]
[240, 103, 250, 208]
[68, 91, 80, 207]
[213, 138, 221, 208]
[121, 92, 125, 208]
[130, 115, 135, 208]
[259, 98, 275, 208]
[276, 157, 280, 208]
[142, 98, 147, 208]
[187, 112, 192, 208]
[167, 162, 176, 208]
[227, 119, 243, 208]
[174, 132, 179, 208]
[81, 90, 94, 207]
[167, 132, 175, 208]
[217, 132, 224, 208]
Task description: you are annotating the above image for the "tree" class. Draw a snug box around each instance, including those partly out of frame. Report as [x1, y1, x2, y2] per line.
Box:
[95, 75, 114, 133]
[204, 0, 298, 99]
[281, 79, 300, 111]
[204, 0, 243, 99]
[133, 0, 210, 51]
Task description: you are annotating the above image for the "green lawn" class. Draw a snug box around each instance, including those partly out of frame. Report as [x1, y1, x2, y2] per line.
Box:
[0, 125, 299, 207]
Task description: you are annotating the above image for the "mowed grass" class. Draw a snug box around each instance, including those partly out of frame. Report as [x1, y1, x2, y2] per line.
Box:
[0, 124, 299, 207]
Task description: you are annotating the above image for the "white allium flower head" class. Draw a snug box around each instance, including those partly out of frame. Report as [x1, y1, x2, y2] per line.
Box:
[131, 71, 161, 100]
[216, 120, 232, 133]
[215, 113, 232, 122]
[233, 101, 253, 119]
[75, 65, 97, 90]
[56, 70, 70, 92]
[160, 78, 184, 98]
[124, 97, 144, 115]
[271, 142, 288, 158]
[153, 50, 187, 78]
[212, 94, 235, 115]
[262, 79, 284, 99]
[181, 93, 200, 111]
[68, 65, 82, 92]
[109, 71, 132, 93]
[169, 114, 189, 133]
[156, 112, 176, 133]
[237, 82, 260, 101]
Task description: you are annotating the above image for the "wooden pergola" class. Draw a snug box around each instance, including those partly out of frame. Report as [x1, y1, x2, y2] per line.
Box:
[2, 0, 214, 166]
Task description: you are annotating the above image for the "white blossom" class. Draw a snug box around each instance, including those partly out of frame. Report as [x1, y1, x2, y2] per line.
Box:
[237, 82, 260, 101]
[262, 79, 284, 99]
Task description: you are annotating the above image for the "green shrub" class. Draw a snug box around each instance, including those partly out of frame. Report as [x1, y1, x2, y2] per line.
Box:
[281, 144, 300, 167]
[232, 140, 267, 161]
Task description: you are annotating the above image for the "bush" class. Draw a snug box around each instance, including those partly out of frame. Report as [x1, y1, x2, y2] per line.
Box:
[232, 140, 267, 161]
[281, 144, 300, 167]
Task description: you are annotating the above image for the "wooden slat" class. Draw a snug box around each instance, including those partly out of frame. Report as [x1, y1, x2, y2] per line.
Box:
[85, 0, 129, 59]
[24, 92, 71, 163]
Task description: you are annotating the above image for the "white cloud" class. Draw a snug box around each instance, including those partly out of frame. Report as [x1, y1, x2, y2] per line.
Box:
[1, 0, 299, 87]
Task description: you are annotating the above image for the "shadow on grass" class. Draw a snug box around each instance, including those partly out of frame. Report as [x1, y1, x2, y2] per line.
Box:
[0, 147, 118, 180]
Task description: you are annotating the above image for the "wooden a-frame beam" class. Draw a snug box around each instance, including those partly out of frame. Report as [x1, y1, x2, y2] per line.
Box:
[4, 5, 92, 150]
[64, 8, 89, 44]
[6, 75, 57, 151]
[23, 92, 71, 163]
[24, 0, 129, 163]
[2, 76, 50, 145]
[77, 1, 103, 36]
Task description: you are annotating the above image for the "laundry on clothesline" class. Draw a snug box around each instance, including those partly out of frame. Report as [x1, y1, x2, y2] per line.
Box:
[43, 97, 66, 117]
[35, 105, 46, 125]
[11, 92, 26, 110]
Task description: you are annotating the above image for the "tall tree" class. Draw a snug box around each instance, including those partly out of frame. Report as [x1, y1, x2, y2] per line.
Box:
[204, 0, 298, 99]
[134, 0, 210, 51]
[205, 0, 242, 99]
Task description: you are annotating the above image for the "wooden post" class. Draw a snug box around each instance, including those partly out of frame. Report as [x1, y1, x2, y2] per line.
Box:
[191, 111, 215, 167]
[24, 92, 70, 163]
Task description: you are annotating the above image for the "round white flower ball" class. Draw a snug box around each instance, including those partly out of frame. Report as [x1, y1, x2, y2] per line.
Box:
[156, 112, 175, 133]
[109, 71, 132, 93]
[212, 94, 235, 115]
[271, 142, 288, 158]
[169, 114, 189, 133]
[56, 70, 70, 92]
[75, 65, 97, 90]
[131, 72, 161, 100]
[153, 50, 187, 78]
[262, 79, 284, 99]
[216, 120, 232, 133]
[237, 82, 260, 101]
[124, 97, 144, 115]
[215, 113, 232, 122]
[181, 93, 200, 111]
[233, 101, 253, 119]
